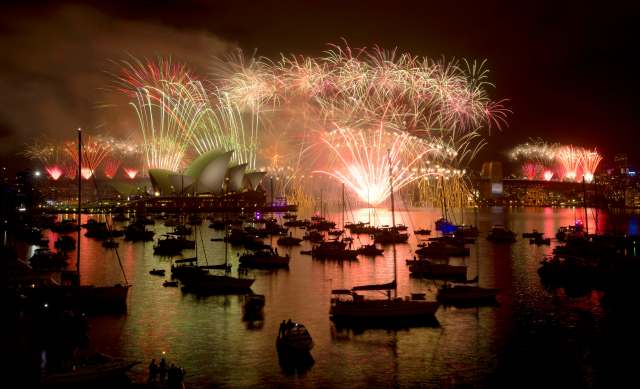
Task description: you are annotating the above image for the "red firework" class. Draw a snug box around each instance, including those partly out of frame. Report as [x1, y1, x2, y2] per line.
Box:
[124, 168, 139, 179]
[103, 158, 121, 179]
[45, 165, 63, 180]
[521, 162, 538, 180]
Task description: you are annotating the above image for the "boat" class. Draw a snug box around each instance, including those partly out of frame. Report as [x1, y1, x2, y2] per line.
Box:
[435, 218, 458, 234]
[187, 214, 203, 225]
[243, 293, 266, 316]
[277, 235, 303, 246]
[153, 234, 195, 256]
[312, 240, 358, 260]
[239, 248, 290, 269]
[329, 152, 439, 324]
[29, 248, 67, 270]
[277, 321, 314, 354]
[373, 227, 409, 244]
[149, 268, 165, 276]
[302, 230, 324, 243]
[530, 236, 551, 245]
[415, 241, 470, 258]
[54, 235, 76, 251]
[179, 223, 255, 294]
[356, 243, 384, 256]
[487, 225, 517, 243]
[101, 238, 119, 248]
[522, 229, 544, 239]
[436, 284, 500, 306]
[123, 223, 154, 242]
[408, 259, 468, 280]
[63, 128, 131, 312]
[414, 228, 431, 236]
[437, 214, 500, 306]
[41, 352, 139, 385]
[163, 280, 179, 287]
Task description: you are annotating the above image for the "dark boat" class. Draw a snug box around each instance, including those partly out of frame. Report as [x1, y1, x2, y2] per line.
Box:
[373, 228, 409, 244]
[101, 238, 119, 248]
[277, 322, 314, 354]
[149, 268, 166, 276]
[163, 280, 179, 287]
[356, 243, 384, 256]
[530, 237, 551, 245]
[179, 225, 255, 294]
[436, 284, 500, 306]
[487, 225, 517, 243]
[54, 235, 76, 251]
[414, 228, 431, 236]
[408, 259, 467, 279]
[312, 240, 358, 260]
[243, 293, 266, 316]
[123, 224, 154, 242]
[522, 230, 544, 239]
[277, 235, 303, 246]
[239, 249, 290, 269]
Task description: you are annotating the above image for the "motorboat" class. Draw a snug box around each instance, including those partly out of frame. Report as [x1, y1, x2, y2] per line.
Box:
[408, 259, 467, 280]
[356, 244, 384, 256]
[277, 322, 313, 354]
[149, 268, 166, 276]
[436, 284, 500, 306]
[487, 225, 517, 243]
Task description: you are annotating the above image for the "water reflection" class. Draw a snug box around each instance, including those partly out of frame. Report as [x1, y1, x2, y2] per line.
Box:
[15, 207, 637, 387]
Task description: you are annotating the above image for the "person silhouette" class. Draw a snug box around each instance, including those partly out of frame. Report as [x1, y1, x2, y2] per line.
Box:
[147, 359, 158, 383]
[159, 358, 167, 381]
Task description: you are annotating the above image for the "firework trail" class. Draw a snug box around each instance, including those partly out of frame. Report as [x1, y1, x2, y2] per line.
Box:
[130, 82, 206, 171]
[557, 145, 582, 181]
[103, 158, 121, 179]
[314, 125, 446, 206]
[579, 149, 602, 183]
[24, 141, 72, 180]
[63, 135, 111, 179]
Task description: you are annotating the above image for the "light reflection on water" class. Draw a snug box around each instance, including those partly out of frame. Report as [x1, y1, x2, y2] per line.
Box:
[36, 207, 632, 387]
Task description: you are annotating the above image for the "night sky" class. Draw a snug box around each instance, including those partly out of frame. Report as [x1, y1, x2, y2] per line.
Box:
[1, 0, 638, 169]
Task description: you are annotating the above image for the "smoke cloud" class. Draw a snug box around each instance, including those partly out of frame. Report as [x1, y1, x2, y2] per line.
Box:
[0, 4, 232, 155]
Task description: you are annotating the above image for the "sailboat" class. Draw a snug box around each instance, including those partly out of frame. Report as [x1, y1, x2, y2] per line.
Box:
[44, 128, 131, 313]
[178, 219, 255, 294]
[436, 208, 500, 306]
[329, 151, 439, 322]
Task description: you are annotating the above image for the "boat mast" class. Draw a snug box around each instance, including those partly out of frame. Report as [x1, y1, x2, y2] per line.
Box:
[583, 176, 589, 235]
[342, 183, 345, 229]
[388, 150, 397, 298]
[76, 128, 82, 286]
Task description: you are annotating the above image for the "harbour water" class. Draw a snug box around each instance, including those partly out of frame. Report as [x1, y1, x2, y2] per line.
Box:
[24, 207, 640, 387]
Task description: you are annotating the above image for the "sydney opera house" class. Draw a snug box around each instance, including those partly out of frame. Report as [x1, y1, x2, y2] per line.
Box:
[105, 149, 290, 213]
[146, 150, 265, 196]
